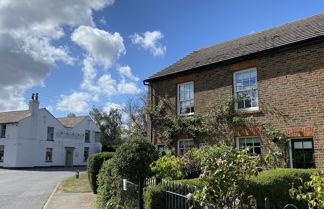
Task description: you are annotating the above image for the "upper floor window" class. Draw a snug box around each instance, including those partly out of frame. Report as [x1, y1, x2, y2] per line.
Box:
[236, 136, 261, 156]
[178, 81, 194, 115]
[0, 124, 6, 138]
[85, 130, 90, 143]
[234, 68, 258, 111]
[47, 127, 54, 141]
[94, 131, 100, 142]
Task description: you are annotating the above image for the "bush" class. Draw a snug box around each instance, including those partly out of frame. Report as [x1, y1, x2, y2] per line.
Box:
[144, 184, 166, 209]
[97, 159, 120, 208]
[114, 136, 159, 182]
[150, 151, 182, 180]
[245, 168, 319, 209]
[87, 152, 115, 194]
[180, 150, 201, 179]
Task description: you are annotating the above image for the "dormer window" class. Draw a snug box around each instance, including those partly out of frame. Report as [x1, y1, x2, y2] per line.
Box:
[0, 125, 6, 138]
[177, 81, 194, 115]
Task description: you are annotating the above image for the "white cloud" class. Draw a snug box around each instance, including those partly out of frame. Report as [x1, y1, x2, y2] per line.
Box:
[130, 31, 166, 56]
[117, 79, 141, 94]
[97, 74, 117, 96]
[0, 0, 115, 111]
[56, 92, 92, 113]
[118, 65, 139, 81]
[71, 26, 125, 69]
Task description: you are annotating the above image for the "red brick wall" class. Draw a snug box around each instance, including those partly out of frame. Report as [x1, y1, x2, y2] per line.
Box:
[149, 41, 324, 168]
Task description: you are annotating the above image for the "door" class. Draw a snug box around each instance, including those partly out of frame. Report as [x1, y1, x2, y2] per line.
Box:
[291, 138, 315, 168]
[65, 148, 74, 167]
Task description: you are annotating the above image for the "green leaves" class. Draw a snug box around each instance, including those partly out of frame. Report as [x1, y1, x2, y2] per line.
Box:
[289, 170, 324, 208]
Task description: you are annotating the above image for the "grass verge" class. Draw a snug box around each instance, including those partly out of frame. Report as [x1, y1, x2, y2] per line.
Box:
[58, 172, 92, 193]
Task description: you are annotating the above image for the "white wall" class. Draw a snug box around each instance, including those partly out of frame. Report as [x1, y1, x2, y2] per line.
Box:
[1, 108, 101, 168]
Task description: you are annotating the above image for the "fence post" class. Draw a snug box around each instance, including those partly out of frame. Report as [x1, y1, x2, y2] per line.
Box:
[265, 197, 270, 209]
[139, 176, 144, 209]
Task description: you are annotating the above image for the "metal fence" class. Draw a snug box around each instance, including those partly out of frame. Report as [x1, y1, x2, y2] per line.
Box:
[164, 181, 202, 209]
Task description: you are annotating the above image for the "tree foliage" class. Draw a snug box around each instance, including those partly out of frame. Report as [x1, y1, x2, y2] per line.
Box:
[124, 94, 148, 137]
[90, 107, 123, 146]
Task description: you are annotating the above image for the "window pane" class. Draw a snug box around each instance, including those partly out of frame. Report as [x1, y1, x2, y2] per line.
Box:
[245, 99, 251, 108]
[294, 142, 303, 149]
[254, 147, 261, 155]
[246, 138, 253, 147]
[303, 141, 313, 149]
[0, 145, 4, 162]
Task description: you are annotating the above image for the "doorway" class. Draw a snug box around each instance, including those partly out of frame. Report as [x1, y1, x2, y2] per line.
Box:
[65, 147, 74, 167]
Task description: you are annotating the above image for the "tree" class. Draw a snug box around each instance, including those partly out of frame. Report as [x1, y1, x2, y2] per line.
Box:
[90, 107, 123, 147]
[124, 94, 148, 137]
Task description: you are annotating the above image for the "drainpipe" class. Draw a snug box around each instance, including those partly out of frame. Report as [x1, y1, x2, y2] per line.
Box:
[143, 80, 153, 144]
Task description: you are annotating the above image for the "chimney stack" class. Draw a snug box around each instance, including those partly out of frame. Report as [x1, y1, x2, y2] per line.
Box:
[29, 93, 39, 115]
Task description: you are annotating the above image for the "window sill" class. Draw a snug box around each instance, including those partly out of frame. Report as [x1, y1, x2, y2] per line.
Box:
[85, 141, 91, 143]
[234, 110, 262, 116]
[178, 113, 194, 117]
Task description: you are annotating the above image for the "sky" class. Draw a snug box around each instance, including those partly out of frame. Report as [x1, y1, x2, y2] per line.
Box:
[0, 0, 323, 117]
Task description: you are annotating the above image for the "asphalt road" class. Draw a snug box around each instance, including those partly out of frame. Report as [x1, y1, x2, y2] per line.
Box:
[0, 168, 84, 209]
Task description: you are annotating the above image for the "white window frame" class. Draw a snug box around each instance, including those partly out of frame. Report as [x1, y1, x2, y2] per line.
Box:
[233, 68, 259, 112]
[177, 138, 194, 155]
[177, 81, 194, 116]
[47, 127, 54, 141]
[85, 130, 91, 143]
[236, 136, 261, 157]
[0, 124, 6, 138]
[45, 148, 53, 162]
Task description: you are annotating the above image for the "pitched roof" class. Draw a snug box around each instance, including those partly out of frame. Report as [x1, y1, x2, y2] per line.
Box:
[57, 116, 87, 128]
[0, 110, 31, 124]
[145, 13, 324, 81]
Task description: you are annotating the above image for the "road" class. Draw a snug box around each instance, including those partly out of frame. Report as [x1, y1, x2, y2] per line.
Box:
[0, 168, 84, 209]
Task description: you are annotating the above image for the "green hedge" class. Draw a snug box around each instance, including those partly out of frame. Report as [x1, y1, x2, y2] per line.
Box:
[144, 169, 319, 209]
[246, 168, 319, 209]
[87, 152, 115, 194]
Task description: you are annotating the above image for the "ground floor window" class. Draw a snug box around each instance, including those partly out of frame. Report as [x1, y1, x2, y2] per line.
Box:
[0, 145, 4, 162]
[291, 138, 315, 168]
[236, 136, 261, 156]
[45, 148, 53, 162]
[178, 139, 194, 155]
[84, 147, 89, 162]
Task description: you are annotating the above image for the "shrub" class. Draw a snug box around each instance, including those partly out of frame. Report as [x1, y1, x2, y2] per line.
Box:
[150, 151, 182, 180]
[97, 159, 120, 208]
[289, 170, 324, 208]
[144, 184, 166, 209]
[245, 168, 319, 209]
[180, 150, 201, 179]
[114, 136, 159, 183]
[87, 152, 115, 193]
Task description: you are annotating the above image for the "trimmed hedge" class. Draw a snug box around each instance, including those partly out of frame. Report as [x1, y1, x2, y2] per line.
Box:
[246, 168, 319, 209]
[144, 178, 203, 209]
[144, 169, 319, 209]
[87, 152, 115, 194]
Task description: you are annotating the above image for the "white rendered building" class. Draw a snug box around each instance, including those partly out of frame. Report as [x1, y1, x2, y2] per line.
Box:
[0, 94, 101, 168]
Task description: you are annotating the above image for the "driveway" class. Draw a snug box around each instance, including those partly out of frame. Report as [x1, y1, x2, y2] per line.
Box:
[0, 167, 85, 209]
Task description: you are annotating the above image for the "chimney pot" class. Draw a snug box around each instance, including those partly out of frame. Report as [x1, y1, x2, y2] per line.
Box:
[32, 93, 35, 100]
[36, 93, 38, 101]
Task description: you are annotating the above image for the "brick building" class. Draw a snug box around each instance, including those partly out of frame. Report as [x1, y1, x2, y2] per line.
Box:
[144, 14, 324, 168]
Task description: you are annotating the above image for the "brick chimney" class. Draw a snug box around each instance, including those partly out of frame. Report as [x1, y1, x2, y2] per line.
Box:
[29, 93, 39, 115]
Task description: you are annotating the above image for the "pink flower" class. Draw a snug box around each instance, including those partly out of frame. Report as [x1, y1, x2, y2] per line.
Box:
[186, 193, 193, 200]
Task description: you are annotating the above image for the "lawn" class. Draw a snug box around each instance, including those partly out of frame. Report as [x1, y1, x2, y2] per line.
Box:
[58, 172, 92, 193]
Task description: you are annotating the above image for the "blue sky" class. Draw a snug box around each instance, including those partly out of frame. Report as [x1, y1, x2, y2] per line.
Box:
[0, 0, 323, 117]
